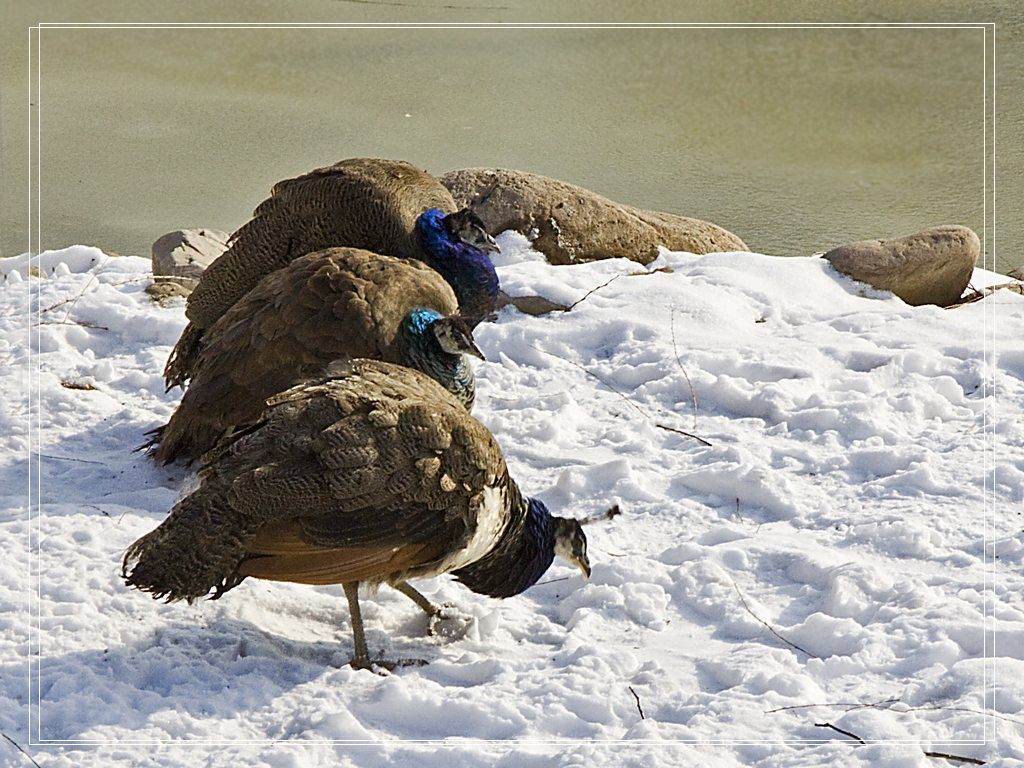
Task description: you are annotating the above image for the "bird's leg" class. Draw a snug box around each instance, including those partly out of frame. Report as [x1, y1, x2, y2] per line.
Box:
[343, 581, 371, 669]
[393, 580, 469, 639]
[393, 580, 441, 617]
[344, 582, 428, 671]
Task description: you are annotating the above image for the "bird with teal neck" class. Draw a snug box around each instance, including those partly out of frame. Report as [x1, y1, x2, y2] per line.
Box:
[415, 207, 501, 327]
[397, 308, 483, 410]
[150, 247, 486, 464]
[165, 158, 500, 391]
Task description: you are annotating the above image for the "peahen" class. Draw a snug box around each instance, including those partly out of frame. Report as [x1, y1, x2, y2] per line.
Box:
[165, 158, 501, 390]
[150, 247, 484, 463]
[124, 359, 591, 669]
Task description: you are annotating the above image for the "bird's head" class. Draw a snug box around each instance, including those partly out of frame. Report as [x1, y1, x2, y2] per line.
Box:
[442, 208, 500, 254]
[414, 208, 501, 326]
[431, 315, 485, 360]
[551, 510, 592, 579]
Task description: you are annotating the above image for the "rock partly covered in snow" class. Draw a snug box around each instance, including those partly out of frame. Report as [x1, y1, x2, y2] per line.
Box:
[441, 167, 748, 266]
[150, 228, 229, 291]
[822, 225, 980, 307]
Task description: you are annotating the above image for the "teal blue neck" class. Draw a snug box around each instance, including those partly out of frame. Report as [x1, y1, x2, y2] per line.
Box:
[398, 308, 475, 410]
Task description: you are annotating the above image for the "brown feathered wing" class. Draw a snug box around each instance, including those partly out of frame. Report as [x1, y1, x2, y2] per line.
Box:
[153, 247, 459, 463]
[125, 361, 508, 601]
[165, 159, 456, 388]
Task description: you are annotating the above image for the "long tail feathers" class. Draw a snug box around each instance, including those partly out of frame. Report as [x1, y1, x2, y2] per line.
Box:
[164, 322, 204, 391]
[122, 492, 245, 603]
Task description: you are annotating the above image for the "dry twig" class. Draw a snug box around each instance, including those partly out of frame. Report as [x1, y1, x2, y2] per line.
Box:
[628, 686, 645, 719]
[731, 580, 818, 659]
[33, 319, 109, 331]
[2, 733, 42, 768]
[526, 343, 712, 447]
[565, 274, 625, 310]
[654, 423, 712, 447]
[38, 453, 104, 465]
[765, 699, 1024, 727]
[945, 282, 1023, 309]
[923, 752, 984, 765]
[765, 697, 899, 714]
[670, 307, 699, 428]
[814, 722, 865, 744]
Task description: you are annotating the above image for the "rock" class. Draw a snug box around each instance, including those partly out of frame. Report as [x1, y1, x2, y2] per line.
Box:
[441, 168, 747, 266]
[495, 292, 570, 316]
[1008, 265, 1024, 281]
[145, 280, 193, 303]
[151, 228, 229, 291]
[822, 225, 980, 307]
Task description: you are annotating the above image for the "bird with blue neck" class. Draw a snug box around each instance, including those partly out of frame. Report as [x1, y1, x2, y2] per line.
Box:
[165, 158, 503, 391]
[125, 358, 591, 670]
[414, 207, 501, 327]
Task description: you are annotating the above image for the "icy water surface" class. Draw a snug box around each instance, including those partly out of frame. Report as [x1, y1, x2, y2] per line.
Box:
[2, 1, 1019, 272]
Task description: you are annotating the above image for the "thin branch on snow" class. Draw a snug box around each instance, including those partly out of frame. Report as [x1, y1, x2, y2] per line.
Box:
[923, 752, 985, 765]
[60, 273, 100, 322]
[765, 697, 899, 714]
[628, 686, 645, 719]
[526, 342, 713, 447]
[32, 255, 112, 320]
[2, 733, 43, 768]
[565, 274, 625, 310]
[814, 722, 865, 743]
[654, 423, 712, 447]
[37, 453, 105, 465]
[812, 723, 986, 765]
[731, 580, 818, 659]
[33, 319, 110, 331]
[945, 282, 1023, 309]
[535, 576, 570, 586]
[669, 306, 699, 429]
[765, 699, 1024, 727]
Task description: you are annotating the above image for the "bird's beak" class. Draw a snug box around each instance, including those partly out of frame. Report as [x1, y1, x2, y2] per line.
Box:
[574, 554, 591, 579]
[465, 338, 486, 360]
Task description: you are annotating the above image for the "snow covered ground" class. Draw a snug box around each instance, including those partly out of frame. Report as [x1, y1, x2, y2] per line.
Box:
[2, 238, 1022, 767]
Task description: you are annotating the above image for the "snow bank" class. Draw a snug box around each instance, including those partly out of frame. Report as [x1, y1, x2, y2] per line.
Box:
[2, 242, 1022, 767]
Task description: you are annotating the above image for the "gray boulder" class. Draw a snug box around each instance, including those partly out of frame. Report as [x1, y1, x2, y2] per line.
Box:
[441, 168, 747, 266]
[151, 228, 229, 291]
[822, 225, 980, 307]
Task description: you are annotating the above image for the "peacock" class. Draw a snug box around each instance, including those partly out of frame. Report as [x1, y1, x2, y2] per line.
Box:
[124, 359, 591, 669]
[150, 247, 484, 463]
[165, 158, 501, 390]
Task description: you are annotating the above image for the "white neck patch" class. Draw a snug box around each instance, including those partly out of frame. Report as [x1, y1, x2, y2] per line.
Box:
[439, 485, 508, 572]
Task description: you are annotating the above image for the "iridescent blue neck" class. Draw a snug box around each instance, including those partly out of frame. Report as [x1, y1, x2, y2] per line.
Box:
[398, 309, 475, 410]
[414, 208, 499, 326]
[454, 491, 556, 598]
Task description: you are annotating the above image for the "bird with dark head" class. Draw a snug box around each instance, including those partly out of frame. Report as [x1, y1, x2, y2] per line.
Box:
[165, 158, 502, 391]
[398, 309, 483, 411]
[124, 359, 591, 669]
[415, 207, 500, 327]
[149, 247, 485, 464]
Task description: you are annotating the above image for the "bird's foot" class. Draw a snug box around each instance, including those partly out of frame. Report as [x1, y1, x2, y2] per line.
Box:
[427, 603, 473, 639]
